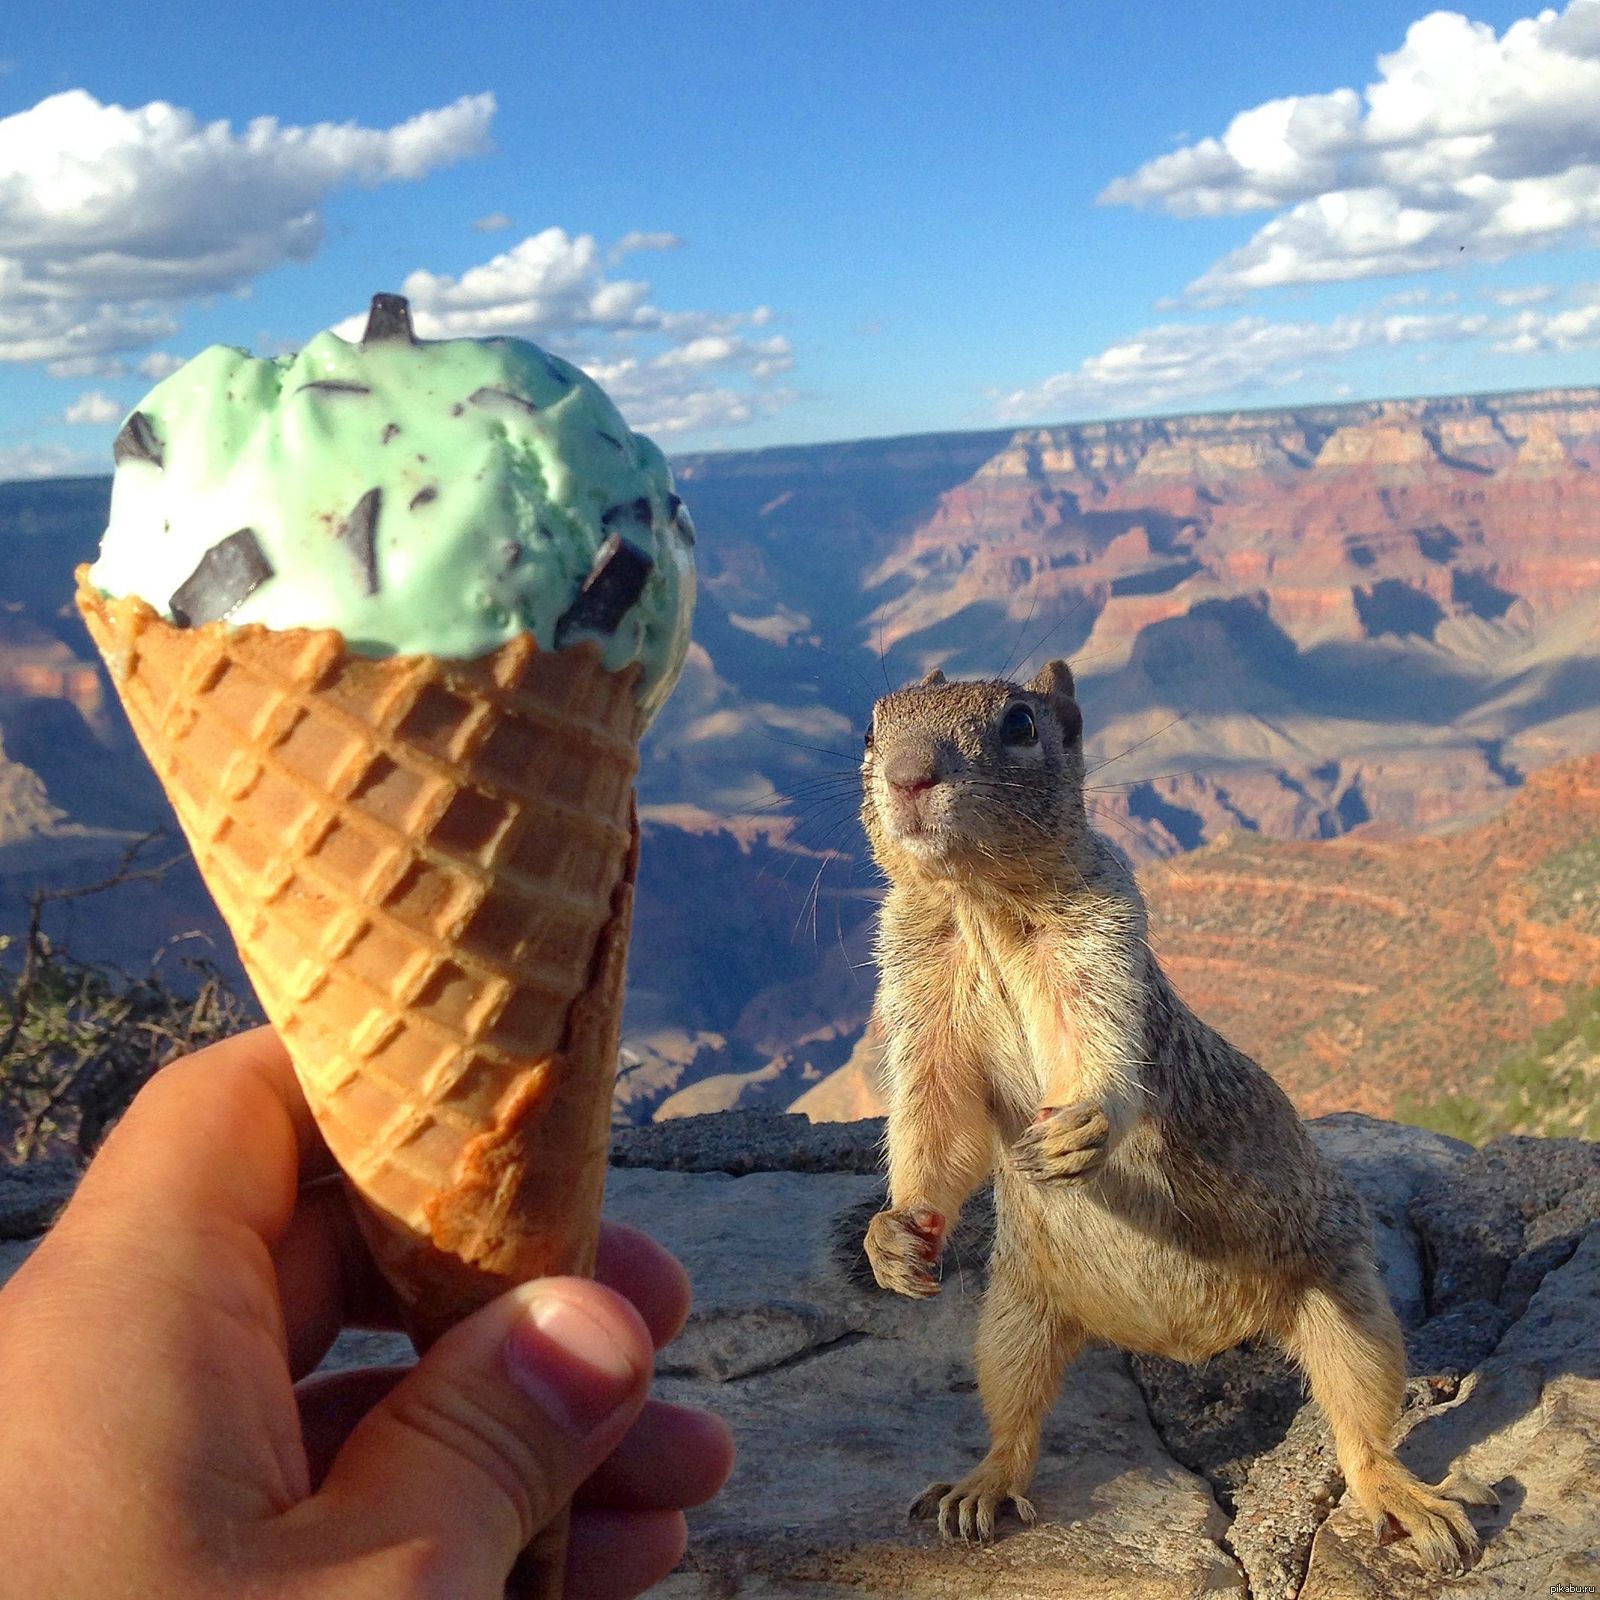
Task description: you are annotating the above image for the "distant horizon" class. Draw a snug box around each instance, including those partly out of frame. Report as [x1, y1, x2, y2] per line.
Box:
[665, 374, 1600, 464]
[7, 372, 1597, 493]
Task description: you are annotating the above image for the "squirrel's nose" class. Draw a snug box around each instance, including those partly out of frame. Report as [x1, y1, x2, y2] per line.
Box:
[884, 754, 939, 794]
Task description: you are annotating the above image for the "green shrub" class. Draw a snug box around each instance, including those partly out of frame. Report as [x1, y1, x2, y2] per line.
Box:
[1397, 985, 1600, 1143]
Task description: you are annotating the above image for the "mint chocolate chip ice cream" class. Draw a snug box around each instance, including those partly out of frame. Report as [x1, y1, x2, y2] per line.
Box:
[89, 295, 696, 722]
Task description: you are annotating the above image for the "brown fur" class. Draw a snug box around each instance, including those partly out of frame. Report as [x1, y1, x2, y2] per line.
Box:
[860, 661, 1494, 1569]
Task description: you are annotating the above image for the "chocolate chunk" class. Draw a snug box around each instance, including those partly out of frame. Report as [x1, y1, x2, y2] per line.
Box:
[541, 355, 571, 387]
[362, 293, 415, 345]
[600, 496, 654, 531]
[596, 430, 625, 452]
[381, 422, 400, 443]
[665, 491, 696, 544]
[296, 380, 372, 396]
[113, 411, 164, 469]
[554, 536, 654, 647]
[169, 529, 274, 627]
[336, 489, 382, 596]
[409, 485, 438, 511]
[468, 385, 539, 418]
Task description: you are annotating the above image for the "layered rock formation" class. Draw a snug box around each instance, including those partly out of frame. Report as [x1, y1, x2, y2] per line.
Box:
[7, 1110, 1596, 1597]
[801, 752, 1600, 1125]
[4, 387, 1600, 1119]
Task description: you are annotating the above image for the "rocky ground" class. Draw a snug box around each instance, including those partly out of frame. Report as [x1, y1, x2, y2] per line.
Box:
[2, 1112, 1597, 1598]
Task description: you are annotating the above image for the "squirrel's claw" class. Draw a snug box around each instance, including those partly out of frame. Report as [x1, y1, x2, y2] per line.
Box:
[864, 1206, 946, 1298]
[1359, 1469, 1491, 1573]
[1012, 1101, 1112, 1183]
[912, 1471, 1038, 1545]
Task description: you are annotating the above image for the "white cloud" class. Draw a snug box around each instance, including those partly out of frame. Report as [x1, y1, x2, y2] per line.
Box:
[5, 299, 177, 371]
[380, 229, 651, 336]
[336, 227, 794, 436]
[995, 307, 1490, 420]
[1101, 0, 1600, 300]
[1381, 285, 1458, 307]
[472, 211, 513, 232]
[579, 353, 795, 437]
[0, 89, 495, 365]
[650, 333, 793, 376]
[610, 230, 684, 261]
[1484, 282, 1561, 307]
[63, 389, 122, 424]
[136, 350, 186, 379]
[0, 442, 99, 481]
[1491, 285, 1600, 351]
[998, 278, 1600, 420]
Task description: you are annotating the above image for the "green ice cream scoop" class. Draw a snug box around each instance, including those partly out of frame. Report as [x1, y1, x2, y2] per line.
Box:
[89, 294, 696, 723]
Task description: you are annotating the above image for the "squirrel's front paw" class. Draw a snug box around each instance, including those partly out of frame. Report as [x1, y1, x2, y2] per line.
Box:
[1012, 1101, 1111, 1183]
[911, 1461, 1038, 1544]
[864, 1206, 946, 1298]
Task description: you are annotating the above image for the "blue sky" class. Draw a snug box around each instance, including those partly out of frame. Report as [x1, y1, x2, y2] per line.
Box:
[2, 0, 1598, 479]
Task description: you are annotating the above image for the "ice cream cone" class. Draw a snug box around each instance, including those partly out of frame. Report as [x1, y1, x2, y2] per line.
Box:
[77, 570, 645, 1347]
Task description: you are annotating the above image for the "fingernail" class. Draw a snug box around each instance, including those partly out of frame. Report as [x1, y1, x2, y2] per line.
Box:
[504, 1287, 643, 1437]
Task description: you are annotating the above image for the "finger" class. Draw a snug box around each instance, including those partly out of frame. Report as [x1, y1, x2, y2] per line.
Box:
[575, 1400, 734, 1511]
[299, 1387, 733, 1513]
[275, 1201, 684, 1383]
[67, 1025, 315, 1257]
[0, 1027, 322, 1517]
[296, 1367, 408, 1490]
[593, 1222, 692, 1350]
[281, 1278, 652, 1587]
[563, 1508, 688, 1600]
[272, 1180, 403, 1379]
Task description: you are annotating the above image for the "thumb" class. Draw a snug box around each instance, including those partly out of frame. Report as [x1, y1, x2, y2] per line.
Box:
[298, 1278, 653, 1593]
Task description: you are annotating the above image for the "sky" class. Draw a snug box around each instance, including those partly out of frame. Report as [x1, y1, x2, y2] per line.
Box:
[2, 0, 1600, 480]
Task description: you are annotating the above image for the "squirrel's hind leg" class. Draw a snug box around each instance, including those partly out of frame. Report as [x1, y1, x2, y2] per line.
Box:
[911, 1252, 1084, 1544]
[1284, 1274, 1496, 1574]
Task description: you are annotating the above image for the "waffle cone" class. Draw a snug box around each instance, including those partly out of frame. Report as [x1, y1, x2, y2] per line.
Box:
[77, 569, 645, 1347]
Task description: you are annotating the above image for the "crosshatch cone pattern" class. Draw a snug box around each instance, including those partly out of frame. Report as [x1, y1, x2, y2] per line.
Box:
[76, 572, 645, 1343]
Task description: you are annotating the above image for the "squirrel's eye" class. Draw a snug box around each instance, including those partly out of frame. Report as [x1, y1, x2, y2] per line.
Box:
[864, 724, 875, 752]
[999, 703, 1038, 746]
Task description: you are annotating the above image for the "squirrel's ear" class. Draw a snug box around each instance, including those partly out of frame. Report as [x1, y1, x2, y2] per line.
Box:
[1028, 659, 1083, 746]
[921, 667, 947, 686]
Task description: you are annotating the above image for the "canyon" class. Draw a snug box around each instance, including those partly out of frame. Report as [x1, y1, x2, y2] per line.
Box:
[2, 384, 1599, 1121]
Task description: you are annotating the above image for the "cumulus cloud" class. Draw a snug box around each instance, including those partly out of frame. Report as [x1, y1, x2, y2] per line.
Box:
[63, 389, 122, 424]
[472, 211, 513, 232]
[1101, 0, 1600, 300]
[379, 229, 654, 337]
[334, 227, 794, 436]
[0, 89, 495, 365]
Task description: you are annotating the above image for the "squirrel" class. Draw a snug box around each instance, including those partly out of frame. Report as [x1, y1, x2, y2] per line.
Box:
[858, 659, 1496, 1572]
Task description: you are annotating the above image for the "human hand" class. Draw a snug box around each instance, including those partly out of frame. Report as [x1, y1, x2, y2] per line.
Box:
[0, 1027, 733, 1598]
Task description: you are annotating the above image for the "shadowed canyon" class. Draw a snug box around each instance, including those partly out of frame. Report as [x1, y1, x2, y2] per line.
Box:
[2, 384, 1598, 1126]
